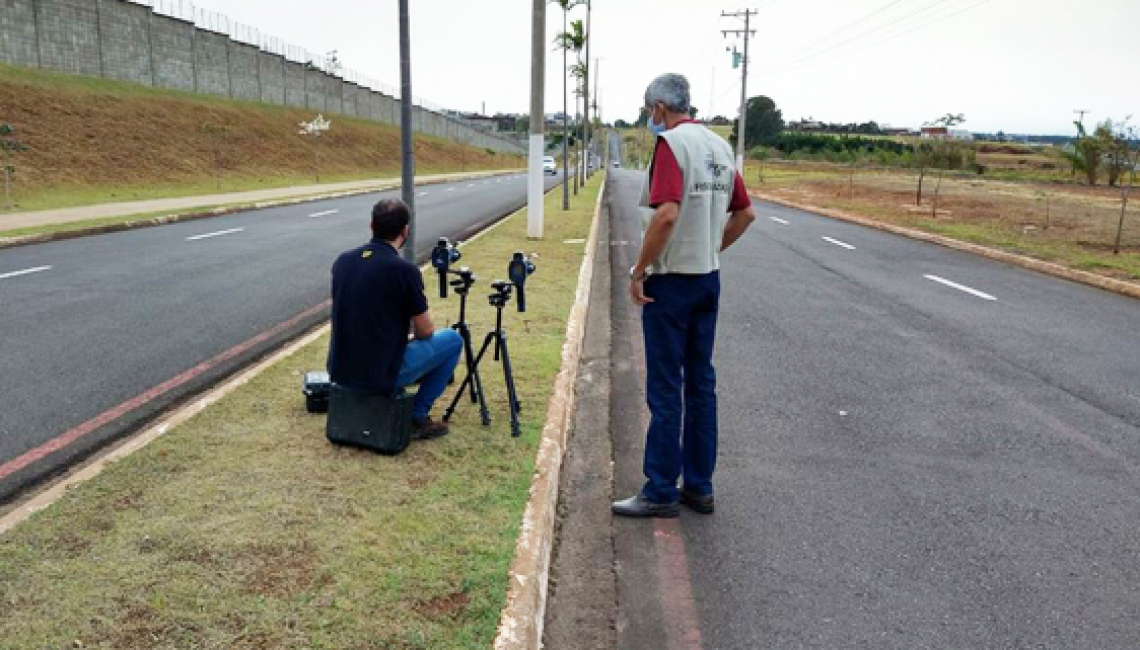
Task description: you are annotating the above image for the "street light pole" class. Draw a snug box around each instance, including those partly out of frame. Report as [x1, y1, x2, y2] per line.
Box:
[528, 0, 546, 238]
[399, 0, 416, 261]
[561, 6, 569, 211]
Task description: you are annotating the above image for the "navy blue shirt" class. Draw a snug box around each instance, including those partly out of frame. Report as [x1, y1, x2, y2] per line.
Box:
[328, 240, 428, 394]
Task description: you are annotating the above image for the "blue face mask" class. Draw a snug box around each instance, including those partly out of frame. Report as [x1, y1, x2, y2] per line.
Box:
[647, 107, 666, 136]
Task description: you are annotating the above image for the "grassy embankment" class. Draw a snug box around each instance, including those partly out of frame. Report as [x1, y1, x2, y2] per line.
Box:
[0, 64, 522, 213]
[0, 174, 602, 649]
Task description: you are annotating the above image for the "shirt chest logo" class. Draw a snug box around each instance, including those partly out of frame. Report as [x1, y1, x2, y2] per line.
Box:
[705, 153, 729, 179]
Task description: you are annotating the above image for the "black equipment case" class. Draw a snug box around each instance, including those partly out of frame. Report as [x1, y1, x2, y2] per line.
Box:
[302, 371, 332, 413]
[325, 385, 414, 456]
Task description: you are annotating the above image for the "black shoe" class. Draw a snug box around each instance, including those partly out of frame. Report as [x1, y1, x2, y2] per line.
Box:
[411, 417, 449, 440]
[680, 489, 715, 514]
[611, 494, 680, 518]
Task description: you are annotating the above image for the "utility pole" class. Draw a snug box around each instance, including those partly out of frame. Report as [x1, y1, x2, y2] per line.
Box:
[723, 9, 757, 171]
[398, 0, 416, 261]
[561, 4, 569, 211]
[593, 57, 600, 171]
[1074, 108, 1091, 129]
[582, 0, 591, 184]
[527, 0, 545, 238]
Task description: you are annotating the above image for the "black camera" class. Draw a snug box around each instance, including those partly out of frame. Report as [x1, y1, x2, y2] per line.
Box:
[431, 238, 462, 297]
[507, 251, 536, 312]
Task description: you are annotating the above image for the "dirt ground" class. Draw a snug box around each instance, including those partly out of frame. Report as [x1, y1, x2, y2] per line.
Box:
[746, 161, 1140, 279]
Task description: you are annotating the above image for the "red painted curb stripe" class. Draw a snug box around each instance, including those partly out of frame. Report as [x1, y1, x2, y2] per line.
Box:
[0, 300, 331, 481]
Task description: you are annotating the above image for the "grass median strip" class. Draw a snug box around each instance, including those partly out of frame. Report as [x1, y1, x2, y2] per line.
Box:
[0, 175, 602, 649]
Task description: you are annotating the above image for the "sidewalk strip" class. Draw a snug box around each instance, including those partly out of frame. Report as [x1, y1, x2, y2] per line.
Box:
[307, 209, 340, 218]
[924, 274, 997, 301]
[0, 300, 329, 483]
[186, 227, 244, 241]
[822, 236, 856, 250]
[493, 178, 606, 650]
[0, 265, 51, 281]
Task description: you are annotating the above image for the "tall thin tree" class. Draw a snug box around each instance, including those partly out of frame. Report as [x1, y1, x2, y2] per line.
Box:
[556, 19, 587, 191]
[551, 0, 583, 210]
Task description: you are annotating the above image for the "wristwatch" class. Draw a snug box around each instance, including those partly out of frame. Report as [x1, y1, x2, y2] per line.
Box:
[629, 266, 649, 282]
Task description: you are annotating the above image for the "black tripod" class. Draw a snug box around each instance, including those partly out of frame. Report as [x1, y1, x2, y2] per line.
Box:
[443, 269, 491, 426]
[444, 281, 522, 436]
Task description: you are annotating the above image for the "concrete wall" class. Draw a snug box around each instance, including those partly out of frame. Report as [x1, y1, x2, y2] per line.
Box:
[258, 50, 284, 105]
[226, 40, 260, 102]
[0, 0, 39, 68]
[149, 12, 194, 92]
[283, 59, 305, 108]
[0, 0, 523, 154]
[97, 0, 152, 86]
[193, 29, 229, 97]
[36, 0, 101, 76]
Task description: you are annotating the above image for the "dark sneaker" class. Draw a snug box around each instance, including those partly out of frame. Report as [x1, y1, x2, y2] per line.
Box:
[680, 490, 715, 514]
[611, 494, 680, 518]
[411, 417, 449, 440]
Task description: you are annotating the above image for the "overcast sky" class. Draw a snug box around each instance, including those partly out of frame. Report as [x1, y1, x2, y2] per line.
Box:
[194, 0, 1138, 135]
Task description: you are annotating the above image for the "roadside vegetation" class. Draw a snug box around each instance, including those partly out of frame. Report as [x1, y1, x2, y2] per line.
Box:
[0, 64, 522, 213]
[616, 93, 1139, 281]
[0, 175, 602, 649]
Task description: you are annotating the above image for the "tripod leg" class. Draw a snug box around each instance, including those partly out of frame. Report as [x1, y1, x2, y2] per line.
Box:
[469, 333, 497, 426]
[443, 326, 492, 425]
[497, 332, 522, 437]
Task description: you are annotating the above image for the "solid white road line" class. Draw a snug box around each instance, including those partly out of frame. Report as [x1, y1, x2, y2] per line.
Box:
[769, 216, 789, 225]
[822, 236, 856, 250]
[446, 187, 456, 192]
[0, 265, 51, 281]
[308, 209, 339, 218]
[186, 227, 244, 241]
[924, 274, 997, 301]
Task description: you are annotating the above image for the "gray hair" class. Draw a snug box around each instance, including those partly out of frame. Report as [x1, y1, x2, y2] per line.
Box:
[644, 74, 691, 114]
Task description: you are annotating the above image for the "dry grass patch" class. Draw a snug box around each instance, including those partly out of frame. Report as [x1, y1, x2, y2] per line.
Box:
[746, 161, 1140, 279]
[0, 175, 602, 649]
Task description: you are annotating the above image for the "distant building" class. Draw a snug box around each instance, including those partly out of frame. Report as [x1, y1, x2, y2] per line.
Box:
[921, 126, 949, 139]
[949, 129, 974, 141]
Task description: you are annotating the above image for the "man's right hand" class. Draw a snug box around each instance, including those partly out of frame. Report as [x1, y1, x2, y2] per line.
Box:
[629, 277, 654, 306]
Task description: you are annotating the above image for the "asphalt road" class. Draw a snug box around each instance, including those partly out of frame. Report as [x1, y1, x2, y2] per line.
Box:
[605, 169, 1140, 649]
[0, 171, 563, 501]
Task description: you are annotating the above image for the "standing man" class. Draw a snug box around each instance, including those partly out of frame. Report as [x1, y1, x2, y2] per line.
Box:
[612, 74, 757, 518]
[328, 199, 463, 439]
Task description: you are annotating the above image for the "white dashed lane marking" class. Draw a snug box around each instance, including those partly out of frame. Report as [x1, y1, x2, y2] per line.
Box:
[822, 236, 856, 250]
[924, 274, 997, 301]
[769, 216, 789, 225]
[186, 228, 244, 241]
[0, 265, 51, 281]
[308, 209, 339, 218]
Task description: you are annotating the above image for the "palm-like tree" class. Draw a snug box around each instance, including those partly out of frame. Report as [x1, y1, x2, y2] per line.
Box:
[556, 19, 587, 192]
[551, 0, 584, 208]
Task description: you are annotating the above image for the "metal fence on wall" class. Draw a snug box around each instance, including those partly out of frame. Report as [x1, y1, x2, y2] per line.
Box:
[134, 0, 507, 140]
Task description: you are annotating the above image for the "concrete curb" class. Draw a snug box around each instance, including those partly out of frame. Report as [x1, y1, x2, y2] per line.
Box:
[493, 177, 607, 650]
[0, 170, 519, 251]
[754, 192, 1140, 301]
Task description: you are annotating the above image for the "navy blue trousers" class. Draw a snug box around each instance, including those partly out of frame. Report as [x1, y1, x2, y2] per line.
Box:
[640, 271, 720, 504]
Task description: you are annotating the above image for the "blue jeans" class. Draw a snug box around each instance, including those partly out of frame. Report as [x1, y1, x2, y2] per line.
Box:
[396, 329, 463, 420]
[640, 271, 720, 504]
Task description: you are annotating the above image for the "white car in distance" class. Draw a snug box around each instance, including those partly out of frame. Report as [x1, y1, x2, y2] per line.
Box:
[542, 156, 557, 175]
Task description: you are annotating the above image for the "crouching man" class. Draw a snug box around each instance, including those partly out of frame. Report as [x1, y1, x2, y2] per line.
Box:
[327, 198, 462, 439]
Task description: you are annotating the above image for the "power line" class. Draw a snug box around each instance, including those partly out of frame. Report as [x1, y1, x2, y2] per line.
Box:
[755, 0, 987, 78]
[757, 0, 906, 72]
[754, 0, 967, 76]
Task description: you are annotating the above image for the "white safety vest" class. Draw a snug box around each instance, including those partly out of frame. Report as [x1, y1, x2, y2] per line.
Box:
[638, 122, 737, 275]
